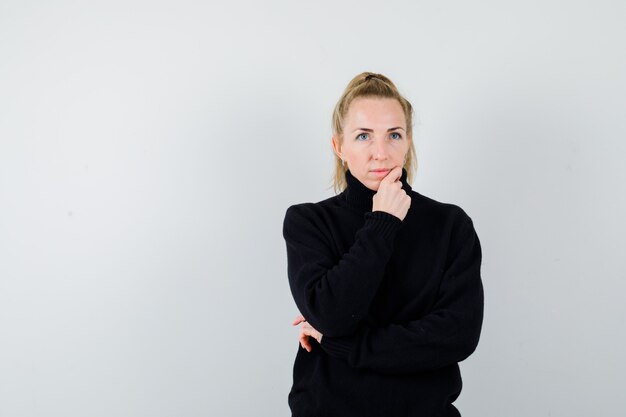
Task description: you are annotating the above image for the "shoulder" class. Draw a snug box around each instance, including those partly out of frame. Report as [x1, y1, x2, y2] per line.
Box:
[283, 195, 336, 222]
[284, 191, 343, 218]
[282, 196, 340, 239]
[408, 190, 477, 242]
[409, 192, 480, 268]
[410, 190, 473, 225]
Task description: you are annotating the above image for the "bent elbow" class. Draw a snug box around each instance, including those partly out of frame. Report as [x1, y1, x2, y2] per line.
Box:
[457, 326, 482, 362]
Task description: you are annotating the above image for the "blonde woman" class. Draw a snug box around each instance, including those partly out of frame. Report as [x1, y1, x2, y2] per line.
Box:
[283, 72, 484, 416]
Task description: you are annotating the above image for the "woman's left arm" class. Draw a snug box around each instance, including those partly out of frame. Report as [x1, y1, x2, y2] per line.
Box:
[318, 216, 484, 375]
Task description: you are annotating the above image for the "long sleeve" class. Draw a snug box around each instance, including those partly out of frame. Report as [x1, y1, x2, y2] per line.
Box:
[283, 204, 403, 337]
[319, 215, 484, 375]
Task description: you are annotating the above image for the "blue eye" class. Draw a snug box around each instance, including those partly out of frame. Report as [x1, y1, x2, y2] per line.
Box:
[390, 132, 402, 140]
[356, 133, 368, 141]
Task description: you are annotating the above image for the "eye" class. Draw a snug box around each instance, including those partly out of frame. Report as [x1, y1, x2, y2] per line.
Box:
[390, 132, 402, 140]
[356, 133, 369, 141]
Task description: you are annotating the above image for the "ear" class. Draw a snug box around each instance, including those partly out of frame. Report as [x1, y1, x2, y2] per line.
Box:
[331, 136, 342, 159]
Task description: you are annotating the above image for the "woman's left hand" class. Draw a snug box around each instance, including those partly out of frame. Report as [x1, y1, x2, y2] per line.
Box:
[292, 314, 323, 352]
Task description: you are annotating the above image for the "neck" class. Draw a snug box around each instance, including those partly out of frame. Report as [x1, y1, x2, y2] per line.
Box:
[341, 168, 412, 211]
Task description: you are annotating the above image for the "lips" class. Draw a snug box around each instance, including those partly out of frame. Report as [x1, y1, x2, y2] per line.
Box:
[370, 169, 391, 178]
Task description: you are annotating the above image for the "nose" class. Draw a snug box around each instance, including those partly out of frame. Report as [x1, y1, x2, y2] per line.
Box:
[373, 137, 388, 160]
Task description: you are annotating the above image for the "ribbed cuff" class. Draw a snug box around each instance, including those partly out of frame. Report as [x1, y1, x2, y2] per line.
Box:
[320, 334, 357, 361]
[363, 210, 403, 242]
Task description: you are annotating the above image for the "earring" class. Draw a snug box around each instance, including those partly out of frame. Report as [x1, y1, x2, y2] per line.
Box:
[341, 158, 346, 168]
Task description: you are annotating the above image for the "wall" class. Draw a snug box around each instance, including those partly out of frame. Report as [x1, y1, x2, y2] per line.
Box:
[1, 1, 625, 415]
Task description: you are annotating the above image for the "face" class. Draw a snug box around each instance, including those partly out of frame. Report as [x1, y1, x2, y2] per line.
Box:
[332, 97, 410, 191]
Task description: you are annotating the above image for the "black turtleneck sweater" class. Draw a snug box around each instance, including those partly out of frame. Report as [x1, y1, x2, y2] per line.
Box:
[282, 168, 484, 417]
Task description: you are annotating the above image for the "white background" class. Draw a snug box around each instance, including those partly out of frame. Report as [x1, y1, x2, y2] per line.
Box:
[1, 1, 625, 416]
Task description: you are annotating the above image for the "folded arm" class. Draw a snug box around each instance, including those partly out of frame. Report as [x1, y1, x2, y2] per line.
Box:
[320, 216, 484, 374]
[283, 204, 403, 337]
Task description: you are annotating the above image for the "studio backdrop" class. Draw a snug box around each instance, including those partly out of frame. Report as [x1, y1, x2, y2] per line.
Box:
[1, 1, 625, 416]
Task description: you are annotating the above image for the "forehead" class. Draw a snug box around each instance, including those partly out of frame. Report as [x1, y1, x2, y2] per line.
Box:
[344, 97, 405, 128]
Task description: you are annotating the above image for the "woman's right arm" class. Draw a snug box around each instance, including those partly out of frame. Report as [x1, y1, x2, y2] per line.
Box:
[283, 204, 403, 338]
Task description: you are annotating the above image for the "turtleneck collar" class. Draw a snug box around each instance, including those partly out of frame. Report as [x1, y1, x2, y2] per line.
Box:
[341, 168, 412, 211]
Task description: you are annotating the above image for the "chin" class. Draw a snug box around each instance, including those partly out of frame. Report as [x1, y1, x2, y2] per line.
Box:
[366, 181, 380, 192]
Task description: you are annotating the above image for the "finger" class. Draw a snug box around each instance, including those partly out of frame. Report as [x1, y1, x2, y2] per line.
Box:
[381, 166, 402, 185]
[301, 331, 312, 349]
[292, 315, 306, 326]
[300, 334, 311, 352]
[303, 327, 321, 345]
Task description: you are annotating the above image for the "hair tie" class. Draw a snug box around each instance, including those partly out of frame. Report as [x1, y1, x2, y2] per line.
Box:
[365, 74, 377, 81]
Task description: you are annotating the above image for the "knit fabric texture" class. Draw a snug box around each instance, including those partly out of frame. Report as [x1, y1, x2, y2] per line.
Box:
[283, 168, 484, 417]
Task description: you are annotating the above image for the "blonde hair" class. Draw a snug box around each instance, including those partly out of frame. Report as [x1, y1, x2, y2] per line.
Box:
[329, 72, 418, 194]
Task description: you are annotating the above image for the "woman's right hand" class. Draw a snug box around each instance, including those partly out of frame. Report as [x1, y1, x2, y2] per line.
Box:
[372, 166, 411, 221]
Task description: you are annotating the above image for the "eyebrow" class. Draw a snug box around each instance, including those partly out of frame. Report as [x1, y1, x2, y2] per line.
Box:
[353, 127, 406, 132]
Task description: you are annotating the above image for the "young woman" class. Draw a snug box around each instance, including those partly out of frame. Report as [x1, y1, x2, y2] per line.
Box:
[283, 72, 484, 416]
